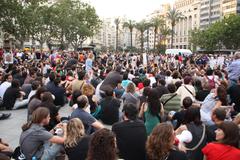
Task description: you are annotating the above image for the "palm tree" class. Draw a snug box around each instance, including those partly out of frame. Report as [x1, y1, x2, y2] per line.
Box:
[123, 20, 135, 49]
[151, 16, 164, 52]
[167, 8, 184, 48]
[136, 20, 148, 52]
[114, 18, 120, 51]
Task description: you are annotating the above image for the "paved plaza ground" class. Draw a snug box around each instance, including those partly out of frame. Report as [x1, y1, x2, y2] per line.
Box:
[0, 106, 72, 148]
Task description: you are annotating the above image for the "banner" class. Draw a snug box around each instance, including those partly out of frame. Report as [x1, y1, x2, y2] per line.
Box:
[4, 52, 13, 64]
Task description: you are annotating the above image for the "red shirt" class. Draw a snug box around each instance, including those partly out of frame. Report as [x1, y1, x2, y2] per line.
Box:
[202, 143, 240, 160]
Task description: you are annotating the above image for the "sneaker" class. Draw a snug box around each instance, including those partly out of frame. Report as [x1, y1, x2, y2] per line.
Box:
[0, 113, 11, 120]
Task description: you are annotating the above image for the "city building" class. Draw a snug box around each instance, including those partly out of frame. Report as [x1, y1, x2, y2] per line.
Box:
[222, 0, 240, 16]
[143, 3, 171, 51]
[200, 0, 222, 29]
[173, 0, 201, 49]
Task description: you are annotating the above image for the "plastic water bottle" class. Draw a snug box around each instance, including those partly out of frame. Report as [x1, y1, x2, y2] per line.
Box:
[32, 156, 37, 160]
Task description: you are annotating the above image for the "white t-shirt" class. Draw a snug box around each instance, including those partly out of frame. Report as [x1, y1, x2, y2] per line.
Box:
[0, 81, 11, 98]
[176, 84, 196, 105]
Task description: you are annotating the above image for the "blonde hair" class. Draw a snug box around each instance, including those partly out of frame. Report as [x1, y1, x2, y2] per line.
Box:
[65, 118, 85, 148]
[82, 84, 95, 96]
[126, 82, 136, 94]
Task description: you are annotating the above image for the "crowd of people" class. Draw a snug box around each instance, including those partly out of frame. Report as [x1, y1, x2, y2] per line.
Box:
[0, 49, 240, 160]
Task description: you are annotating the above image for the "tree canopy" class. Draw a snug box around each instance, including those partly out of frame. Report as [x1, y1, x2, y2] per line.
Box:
[190, 15, 240, 51]
[0, 0, 101, 50]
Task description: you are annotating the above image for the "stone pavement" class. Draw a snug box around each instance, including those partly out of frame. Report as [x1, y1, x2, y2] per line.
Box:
[0, 106, 72, 149]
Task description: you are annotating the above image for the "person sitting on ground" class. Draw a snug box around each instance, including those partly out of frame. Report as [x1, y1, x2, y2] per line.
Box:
[27, 80, 40, 102]
[3, 79, 28, 110]
[154, 79, 169, 99]
[121, 82, 139, 106]
[28, 87, 48, 117]
[172, 97, 193, 129]
[139, 89, 162, 135]
[20, 107, 66, 160]
[99, 86, 121, 125]
[38, 92, 60, 131]
[112, 103, 147, 160]
[207, 107, 226, 142]
[0, 74, 12, 99]
[71, 95, 104, 135]
[47, 76, 65, 106]
[87, 128, 117, 160]
[68, 70, 86, 93]
[228, 76, 240, 113]
[121, 72, 132, 90]
[161, 84, 181, 115]
[202, 121, 240, 160]
[200, 85, 228, 125]
[82, 84, 98, 113]
[146, 123, 187, 160]
[175, 107, 207, 160]
[65, 118, 91, 160]
[176, 76, 196, 106]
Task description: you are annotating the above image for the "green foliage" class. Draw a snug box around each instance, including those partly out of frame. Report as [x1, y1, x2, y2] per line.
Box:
[150, 16, 165, 51]
[135, 20, 149, 52]
[0, 0, 101, 50]
[167, 8, 184, 48]
[190, 15, 240, 51]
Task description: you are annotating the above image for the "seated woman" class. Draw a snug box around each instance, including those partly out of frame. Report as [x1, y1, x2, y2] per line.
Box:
[87, 128, 117, 160]
[202, 121, 240, 160]
[139, 89, 163, 135]
[65, 118, 91, 160]
[200, 85, 228, 125]
[38, 92, 60, 131]
[146, 123, 187, 160]
[20, 107, 66, 160]
[28, 87, 48, 119]
[175, 107, 207, 160]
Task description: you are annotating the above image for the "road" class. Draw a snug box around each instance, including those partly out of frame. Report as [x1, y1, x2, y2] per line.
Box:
[0, 106, 72, 148]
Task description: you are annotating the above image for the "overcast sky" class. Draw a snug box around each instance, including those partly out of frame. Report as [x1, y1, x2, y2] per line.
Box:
[85, 0, 175, 21]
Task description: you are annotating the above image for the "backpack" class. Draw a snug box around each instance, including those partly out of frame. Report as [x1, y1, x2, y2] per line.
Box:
[206, 76, 215, 89]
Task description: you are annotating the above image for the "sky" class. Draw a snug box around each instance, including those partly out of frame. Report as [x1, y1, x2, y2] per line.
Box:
[85, 0, 175, 21]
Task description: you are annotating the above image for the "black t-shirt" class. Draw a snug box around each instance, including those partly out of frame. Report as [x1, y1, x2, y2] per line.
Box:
[228, 85, 240, 112]
[46, 82, 65, 106]
[99, 97, 121, 125]
[3, 87, 21, 110]
[154, 86, 169, 99]
[167, 149, 187, 160]
[196, 90, 210, 102]
[38, 102, 59, 131]
[65, 136, 91, 160]
[112, 120, 147, 160]
[172, 110, 186, 129]
[100, 71, 122, 91]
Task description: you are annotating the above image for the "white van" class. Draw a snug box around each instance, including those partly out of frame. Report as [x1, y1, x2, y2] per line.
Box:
[165, 49, 193, 56]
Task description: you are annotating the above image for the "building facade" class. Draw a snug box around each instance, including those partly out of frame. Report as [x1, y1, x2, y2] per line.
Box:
[173, 0, 201, 49]
[144, 3, 171, 50]
[200, 0, 222, 29]
[222, 0, 240, 16]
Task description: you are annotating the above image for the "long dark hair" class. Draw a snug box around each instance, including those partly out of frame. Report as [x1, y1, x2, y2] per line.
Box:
[22, 107, 50, 131]
[30, 87, 47, 102]
[147, 89, 161, 116]
[216, 86, 228, 106]
[87, 128, 117, 160]
[217, 121, 239, 148]
[183, 107, 202, 126]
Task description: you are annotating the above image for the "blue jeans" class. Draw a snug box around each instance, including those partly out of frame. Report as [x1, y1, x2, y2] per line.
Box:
[41, 142, 63, 160]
